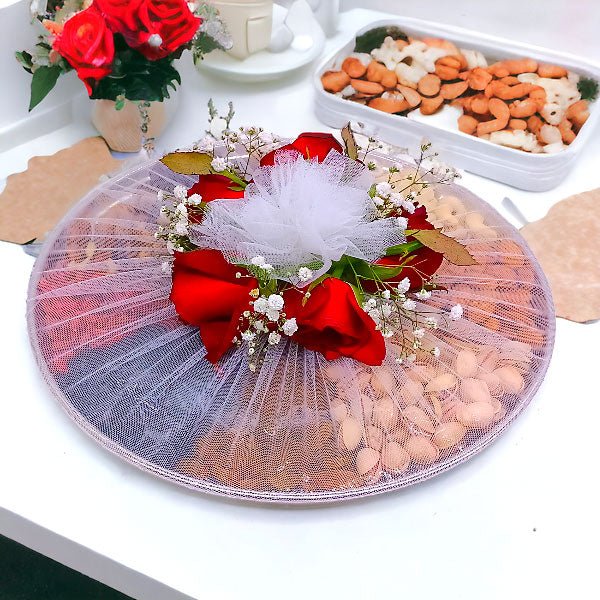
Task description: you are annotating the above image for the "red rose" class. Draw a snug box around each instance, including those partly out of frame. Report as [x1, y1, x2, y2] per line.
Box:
[372, 205, 443, 291]
[283, 278, 385, 365]
[187, 174, 245, 203]
[93, 0, 145, 32]
[170, 249, 257, 363]
[53, 5, 114, 95]
[260, 132, 343, 166]
[97, 0, 201, 60]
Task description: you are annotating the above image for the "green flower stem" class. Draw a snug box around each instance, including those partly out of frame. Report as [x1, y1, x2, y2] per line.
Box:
[385, 240, 423, 256]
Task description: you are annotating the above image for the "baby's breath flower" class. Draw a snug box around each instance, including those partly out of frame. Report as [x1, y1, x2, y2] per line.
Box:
[251, 255, 265, 266]
[267, 294, 284, 311]
[188, 193, 202, 205]
[450, 304, 463, 320]
[431, 347, 441, 358]
[298, 266, 313, 282]
[416, 289, 431, 300]
[282, 318, 298, 336]
[173, 185, 187, 200]
[241, 330, 255, 342]
[402, 299, 416, 311]
[211, 156, 227, 172]
[382, 289, 391, 300]
[253, 297, 269, 313]
[397, 277, 411, 294]
[268, 332, 281, 345]
[266, 308, 280, 322]
[413, 327, 425, 339]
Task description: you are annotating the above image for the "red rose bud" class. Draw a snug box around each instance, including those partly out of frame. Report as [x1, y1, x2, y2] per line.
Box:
[260, 132, 343, 166]
[53, 5, 115, 95]
[187, 174, 245, 203]
[283, 278, 386, 366]
[170, 249, 258, 363]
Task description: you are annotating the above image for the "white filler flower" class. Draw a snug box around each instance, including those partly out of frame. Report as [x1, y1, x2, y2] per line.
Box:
[191, 152, 406, 285]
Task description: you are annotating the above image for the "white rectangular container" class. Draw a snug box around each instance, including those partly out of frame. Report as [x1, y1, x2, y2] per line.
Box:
[314, 17, 600, 191]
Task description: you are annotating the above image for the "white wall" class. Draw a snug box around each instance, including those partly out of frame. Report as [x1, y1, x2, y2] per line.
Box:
[0, 0, 82, 151]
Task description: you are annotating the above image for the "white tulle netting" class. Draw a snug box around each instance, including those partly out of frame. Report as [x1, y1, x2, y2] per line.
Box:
[193, 151, 405, 284]
[27, 154, 555, 503]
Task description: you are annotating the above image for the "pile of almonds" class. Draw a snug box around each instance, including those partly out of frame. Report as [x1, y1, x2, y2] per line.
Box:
[321, 35, 591, 153]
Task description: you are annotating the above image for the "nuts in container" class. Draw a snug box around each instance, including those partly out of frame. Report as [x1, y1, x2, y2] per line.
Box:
[320, 26, 598, 154]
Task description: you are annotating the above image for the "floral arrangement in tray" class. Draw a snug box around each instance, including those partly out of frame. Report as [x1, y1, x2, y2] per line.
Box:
[156, 124, 476, 371]
[17, 0, 231, 111]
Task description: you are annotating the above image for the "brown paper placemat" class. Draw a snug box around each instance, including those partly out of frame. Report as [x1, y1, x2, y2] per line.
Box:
[521, 189, 599, 323]
[0, 137, 121, 245]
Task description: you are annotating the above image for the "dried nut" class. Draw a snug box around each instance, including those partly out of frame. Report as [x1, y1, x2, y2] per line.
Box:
[455, 349, 478, 378]
[455, 401, 495, 428]
[432, 421, 467, 449]
[460, 377, 492, 404]
[403, 405, 435, 434]
[330, 401, 347, 421]
[356, 447, 381, 476]
[468, 67, 493, 90]
[478, 347, 499, 371]
[435, 64, 460, 80]
[458, 114, 478, 135]
[396, 84, 422, 107]
[537, 64, 568, 78]
[402, 378, 424, 405]
[368, 96, 409, 113]
[325, 363, 345, 381]
[365, 425, 384, 451]
[404, 436, 439, 464]
[380, 69, 398, 89]
[465, 212, 485, 229]
[354, 371, 371, 390]
[372, 397, 397, 429]
[341, 56, 367, 78]
[321, 70, 351, 93]
[418, 73, 441, 97]
[509, 118, 528, 130]
[350, 79, 385, 95]
[440, 80, 469, 99]
[340, 417, 362, 450]
[366, 60, 387, 82]
[478, 371, 502, 395]
[420, 95, 444, 115]
[381, 442, 410, 471]
[425, 373, 457, 393]
[489, 397, 502, 414]
[494, 366, 524, 393]
[371, 369, 395, 395]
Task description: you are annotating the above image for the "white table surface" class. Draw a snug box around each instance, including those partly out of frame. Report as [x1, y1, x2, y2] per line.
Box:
[1, 7, 599, 600]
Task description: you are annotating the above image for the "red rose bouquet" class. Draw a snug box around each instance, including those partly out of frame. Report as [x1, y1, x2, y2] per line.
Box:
[17, 0, 231, 111]
[157, 124, 475, 369]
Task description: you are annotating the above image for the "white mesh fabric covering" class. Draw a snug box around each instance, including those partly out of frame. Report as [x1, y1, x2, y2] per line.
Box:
[192, 151, 405, 284]
[27, 155, 555, 503]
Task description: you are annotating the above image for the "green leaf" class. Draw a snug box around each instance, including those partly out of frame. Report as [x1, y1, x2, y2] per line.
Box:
[341, 122, 359, 160]
[160, 152, 213, 175]
[28, 65, 61, 111]
[354, 26, 408, 53]
[412, 229, 478, 266]
[348, 282, 364, 306]
[577, 77, 599, 101]
[15, 50, 34, 73]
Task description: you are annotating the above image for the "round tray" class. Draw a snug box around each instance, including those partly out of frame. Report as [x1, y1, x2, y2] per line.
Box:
[27, 157, 555, 503]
